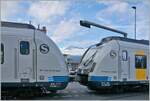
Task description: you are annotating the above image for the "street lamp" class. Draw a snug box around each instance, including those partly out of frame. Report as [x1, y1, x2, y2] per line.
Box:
[132, 6, 136, 39]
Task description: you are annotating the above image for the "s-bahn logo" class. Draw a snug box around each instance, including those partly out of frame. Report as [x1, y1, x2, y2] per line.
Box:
[110, 50, 117, 58]
[40, 44, 49, 54]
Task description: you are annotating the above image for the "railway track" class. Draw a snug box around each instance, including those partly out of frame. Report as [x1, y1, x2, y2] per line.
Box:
[1, 87, 47, 100]
[1, 82, 149, 100]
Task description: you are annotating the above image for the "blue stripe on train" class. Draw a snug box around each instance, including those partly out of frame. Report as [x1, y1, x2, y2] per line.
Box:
[48, 76, 69, 82]
[89, 76, 112, 81]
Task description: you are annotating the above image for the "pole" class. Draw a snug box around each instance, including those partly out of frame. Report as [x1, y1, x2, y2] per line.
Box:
[135, 7, 136, 39]
[132, 6, 136, 39]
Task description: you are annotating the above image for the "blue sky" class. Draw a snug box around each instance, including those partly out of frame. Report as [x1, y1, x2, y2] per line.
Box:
[1, 0, 150, 50]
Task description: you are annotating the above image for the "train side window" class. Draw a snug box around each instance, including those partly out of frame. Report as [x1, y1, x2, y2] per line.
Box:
[20, 41, 30, 55]
[1, 43, 4, 64]
[135, 55, 147, 69]
[122, 50, 128, 61]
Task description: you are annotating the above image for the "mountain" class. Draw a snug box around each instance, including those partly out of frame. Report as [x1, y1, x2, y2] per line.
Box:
[65, 55, 82, 63]
[62, 46, 87, 56]
[64, 46, 84, 50]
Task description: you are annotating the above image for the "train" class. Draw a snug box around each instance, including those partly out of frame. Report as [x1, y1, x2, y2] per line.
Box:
[77, 20, 149, 91]
[1, 21, 69, 95]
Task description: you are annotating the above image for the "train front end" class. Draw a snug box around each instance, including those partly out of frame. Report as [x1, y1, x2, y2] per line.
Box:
[76, 44, 98, 86]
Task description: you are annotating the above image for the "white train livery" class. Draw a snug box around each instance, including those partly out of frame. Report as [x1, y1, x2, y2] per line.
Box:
[77, 36, 149, 90]
[1, 21, 69, 93]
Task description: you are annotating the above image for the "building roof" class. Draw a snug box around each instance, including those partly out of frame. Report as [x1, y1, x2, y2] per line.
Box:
[1, 21, 35, 29]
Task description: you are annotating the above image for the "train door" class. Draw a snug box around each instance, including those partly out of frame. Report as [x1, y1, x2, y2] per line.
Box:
[120, 50, 129, 81]
[1, 36, 18, 82]
[135, 50, 147, 80]
[18, 39, 36, 82]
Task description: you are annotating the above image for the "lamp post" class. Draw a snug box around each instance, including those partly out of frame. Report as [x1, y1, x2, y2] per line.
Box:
[80, 20, 128, 38]
[132, 6, 136, 39]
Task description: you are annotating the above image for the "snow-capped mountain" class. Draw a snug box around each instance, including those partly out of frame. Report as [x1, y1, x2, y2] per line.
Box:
[65, 46, 84, 50]
[61, 46, 87, 56]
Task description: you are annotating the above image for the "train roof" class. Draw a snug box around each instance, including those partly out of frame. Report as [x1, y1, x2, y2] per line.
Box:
[96, 36, 149, 46]
[1, 21, 35, 29]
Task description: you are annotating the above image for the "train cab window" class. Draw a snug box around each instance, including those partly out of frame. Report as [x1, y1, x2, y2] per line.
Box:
[20, 41, 30, 55]
[122, 50, 128, 61]
[135, 55, 147, 69]
[1, 43, 4, 64]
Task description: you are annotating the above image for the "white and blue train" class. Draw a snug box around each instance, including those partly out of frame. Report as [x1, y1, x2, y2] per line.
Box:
[77, 20, 149, 91]
[1, 21, 69, 94]
[77, 36, 149, 91]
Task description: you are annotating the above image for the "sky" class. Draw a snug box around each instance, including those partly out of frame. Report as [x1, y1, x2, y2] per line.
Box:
[1, 0, 150, 51]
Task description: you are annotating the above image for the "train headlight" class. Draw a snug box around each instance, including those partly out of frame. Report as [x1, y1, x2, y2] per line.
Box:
[83, 69, 89, 74]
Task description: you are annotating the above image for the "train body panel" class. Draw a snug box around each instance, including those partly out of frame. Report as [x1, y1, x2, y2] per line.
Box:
[77, 36, 149, 89]
[90, 40, 119, 81]
[1, 21, 69, 91]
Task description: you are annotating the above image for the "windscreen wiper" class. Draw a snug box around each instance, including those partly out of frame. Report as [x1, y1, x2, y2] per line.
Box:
[83, 51, 97, 66]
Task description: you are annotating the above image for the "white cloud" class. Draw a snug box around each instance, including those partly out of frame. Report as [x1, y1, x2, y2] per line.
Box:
[136, 20, 149, 40]
[51, 17, 81, 43]
[64, 40, 98, 49]
[28, 1, 70, 23]
[96, 0, 150, 40]
[61, 39, 99, 55]
[99, 0, 128, 12]
[1, 0, 20, 20]
[96, 1, 130, 25]
[113, 20, 149, 40]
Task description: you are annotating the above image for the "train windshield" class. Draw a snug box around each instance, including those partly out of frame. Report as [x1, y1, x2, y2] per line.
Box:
[80, 45, 97, 65]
